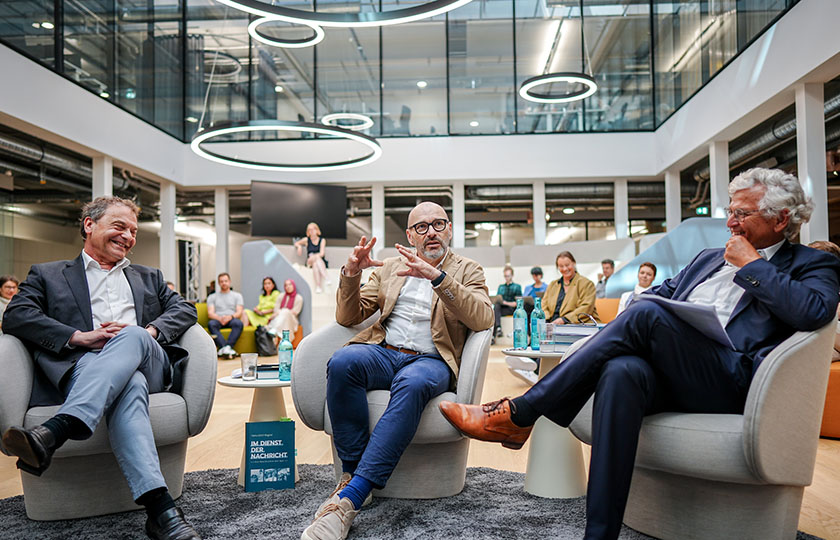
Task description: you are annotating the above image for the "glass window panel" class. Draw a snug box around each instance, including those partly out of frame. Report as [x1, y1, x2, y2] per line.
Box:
[582, 0, 653, 131]
[63, 0, 116, 100]
[449, 0, 515, 135]
[0, 0, 55, 67]
[382, 22, 447, 136]
[653, 1, 701, 125]
[115, 1, 184, 139]
[737, 0, 787, 49]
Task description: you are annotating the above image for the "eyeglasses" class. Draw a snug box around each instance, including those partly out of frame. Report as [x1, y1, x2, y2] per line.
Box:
[408, 218, 449, 235]
[725, 207, 760, 222]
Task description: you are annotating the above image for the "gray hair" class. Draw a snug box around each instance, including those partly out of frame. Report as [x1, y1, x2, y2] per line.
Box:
[728, 168, 813, 240]
[79, 196, 140, 239]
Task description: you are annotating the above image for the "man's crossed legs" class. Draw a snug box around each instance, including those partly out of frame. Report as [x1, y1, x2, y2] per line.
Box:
[302, 344, 450, 540]
[441, 301, 750, 540]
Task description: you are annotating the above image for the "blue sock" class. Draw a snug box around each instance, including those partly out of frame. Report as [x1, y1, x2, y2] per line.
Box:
[338, 475, 373, 510]
[341, 459, 359, 475]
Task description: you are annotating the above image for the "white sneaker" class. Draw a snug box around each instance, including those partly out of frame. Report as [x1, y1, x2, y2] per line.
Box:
[505, 356, 538, 371]
[508, 367, 538, 386]
[301, 495, 358, 540]
[222, 345, 237, 357]
[315, 287, 323, 294]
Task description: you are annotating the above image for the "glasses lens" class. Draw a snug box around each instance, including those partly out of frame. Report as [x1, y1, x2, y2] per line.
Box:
[432, 219, 447, 232]
[414, 223, 429, 234]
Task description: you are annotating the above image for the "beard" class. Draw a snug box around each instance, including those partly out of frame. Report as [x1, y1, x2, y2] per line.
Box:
[417, 237, 449, 260]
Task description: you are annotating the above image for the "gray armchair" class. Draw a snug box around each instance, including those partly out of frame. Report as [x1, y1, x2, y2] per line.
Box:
[569, 322, 835, 540]
[291, 314, 492, 499]
[0, 324, 217, 520]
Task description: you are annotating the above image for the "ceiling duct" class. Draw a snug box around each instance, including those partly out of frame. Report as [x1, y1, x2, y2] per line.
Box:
[693, 91, 840, 181]
[0, 134, 92, 180]
[468, 182, 694, 201]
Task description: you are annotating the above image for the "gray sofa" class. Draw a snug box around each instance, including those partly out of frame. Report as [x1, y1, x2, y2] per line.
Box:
[569, 322, 835, 540]
[291, 314, 492, 499]
[0, 324, 217, 520]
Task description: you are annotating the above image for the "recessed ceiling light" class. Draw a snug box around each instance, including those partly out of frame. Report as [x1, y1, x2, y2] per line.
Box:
[274, 85, 284, 93]
[545, 212, 550, 221]
[31, 22, 40, 28]
[125, 88, 136, 99]
[562, 207, 575, 215]
[185, 116, 198, 123]
[99, 91, 110, 98]
[469, 120, 479, 127]
[416, 80, 428, 89]
[41, 21, 55, 29]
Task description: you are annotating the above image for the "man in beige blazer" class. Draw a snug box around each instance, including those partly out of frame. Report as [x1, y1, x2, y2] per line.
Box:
[302, 202, 493, 540]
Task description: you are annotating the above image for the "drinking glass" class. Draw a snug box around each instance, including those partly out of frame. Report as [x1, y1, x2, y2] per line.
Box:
[241, 353, 258, 381]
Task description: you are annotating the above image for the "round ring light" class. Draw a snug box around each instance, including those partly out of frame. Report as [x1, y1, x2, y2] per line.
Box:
[248, 17, 325, 49]
[190, 120, 382, 172]
[321, 113, 374, 131]
[216, 0, 474, 28]
[519, 72, 598, 104]
[202, 50, 243, 83]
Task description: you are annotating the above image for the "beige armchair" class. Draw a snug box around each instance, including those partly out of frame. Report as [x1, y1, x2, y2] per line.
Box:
[291, 314, 492, 498]
[569, 322, 835, 539]
[0, 324, 217, 520]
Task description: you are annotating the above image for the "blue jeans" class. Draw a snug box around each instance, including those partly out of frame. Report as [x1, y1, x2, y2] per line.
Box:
[326, 343, 451, 487]
[59, 326, 170, 500]
[207, 318, 243, 348]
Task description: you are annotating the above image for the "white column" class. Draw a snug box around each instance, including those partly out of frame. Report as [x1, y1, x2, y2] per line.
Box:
[664, 167, 682, 231]
[92, 156, 113, 198]
[371, 183, 385, 258]
[159, 180, 177, 282]
[709, 141, 730, 218]
[614, 179, 628, 239]
[214, 188, 229, 275]
[452, 181, 465, 249]
[533, 180, 546, 245]
[796, 83, 827, 243]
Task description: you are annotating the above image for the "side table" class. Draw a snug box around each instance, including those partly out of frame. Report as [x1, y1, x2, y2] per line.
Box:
[504, 346, 587, 499]
[217, 375, 300, 486]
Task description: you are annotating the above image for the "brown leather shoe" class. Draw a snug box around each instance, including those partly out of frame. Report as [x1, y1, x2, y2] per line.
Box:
[439, 398, 533, 450]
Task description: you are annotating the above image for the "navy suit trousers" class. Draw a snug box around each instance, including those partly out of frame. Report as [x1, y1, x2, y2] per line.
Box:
[523, 301, 750, 540]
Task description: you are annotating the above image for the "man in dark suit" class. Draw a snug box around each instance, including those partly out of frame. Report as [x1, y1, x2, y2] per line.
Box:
[1, 197, 201, 540]
[439, 168, 840, 540]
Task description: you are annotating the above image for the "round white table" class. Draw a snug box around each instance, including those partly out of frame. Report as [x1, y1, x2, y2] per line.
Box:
[217, 375, 299, 486]
[505, 346, 587, 499]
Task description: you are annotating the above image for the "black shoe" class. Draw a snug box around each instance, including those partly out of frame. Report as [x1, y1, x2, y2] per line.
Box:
[1, 425, 56, 476]
[145, 507, 201, 540]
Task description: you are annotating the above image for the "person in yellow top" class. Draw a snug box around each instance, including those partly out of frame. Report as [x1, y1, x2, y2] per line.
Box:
[242, 277, 281, 327]
[543, 251, 600, 325]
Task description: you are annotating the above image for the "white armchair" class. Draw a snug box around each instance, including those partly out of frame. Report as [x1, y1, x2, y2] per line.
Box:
[569, 322, 835, 539]
[291, 314, 492, 498]
[0, 324, 218, 520]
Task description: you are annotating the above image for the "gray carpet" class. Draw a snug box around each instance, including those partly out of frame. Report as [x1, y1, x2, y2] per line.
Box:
[0, 465, 825, 540]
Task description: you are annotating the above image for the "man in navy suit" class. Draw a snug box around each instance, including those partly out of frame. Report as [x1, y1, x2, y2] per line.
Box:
[1, 197, 201, 540]
[440, 168, 840, 540]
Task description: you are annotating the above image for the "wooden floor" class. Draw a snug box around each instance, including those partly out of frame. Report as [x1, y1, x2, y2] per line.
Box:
[2, 347, 839, 539]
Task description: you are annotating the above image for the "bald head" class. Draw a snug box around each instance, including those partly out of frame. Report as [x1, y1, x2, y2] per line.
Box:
[405, 201, 451, 264]
[407, 202, 448, 226]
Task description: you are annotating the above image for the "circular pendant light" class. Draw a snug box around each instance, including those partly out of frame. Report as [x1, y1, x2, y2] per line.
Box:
[519, 72, 598, 104]
[321, 113, 374, 131]
[190, 120, 382, 171]
[215, 0, 474, 28]
[248, 17, 325, 48]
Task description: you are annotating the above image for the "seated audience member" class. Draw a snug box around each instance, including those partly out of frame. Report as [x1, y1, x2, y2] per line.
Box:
[0, 274, 20, 334]
[267, 279, 304, 339]
[595, 259, 614, 298]
[506, 252, 599, 386]
[295, 222, 329, 294]
[301, 201, 492, 540]
[440, 168, 840, 540]
[492, 265, 522, 343]
[616, 262, 657, 315]
[243, 276, 281, 327]
[0, 197, 201, 539]
[523, 267, 547, 298]
[166, 281, 176, 291]
[206, 272, 244, 357]
[808, 240, 840, 361]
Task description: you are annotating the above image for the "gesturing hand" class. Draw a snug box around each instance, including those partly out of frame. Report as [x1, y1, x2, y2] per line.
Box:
[345, 236, 384, 276]
[725, 235, 761, 268]
[395, 243, 442, 281]
[69, 321, 128, 349]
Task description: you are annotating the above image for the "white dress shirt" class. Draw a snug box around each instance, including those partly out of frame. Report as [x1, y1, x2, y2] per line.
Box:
[82, 250, 137, 329]
[686, 239, 785, 328]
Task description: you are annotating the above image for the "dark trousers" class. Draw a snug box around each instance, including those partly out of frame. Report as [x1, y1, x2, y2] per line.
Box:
[326, 344, 450, 487]
[207, 318, 243, 348]
[493, 300, 515, 335]
[522, 301, 750, 540]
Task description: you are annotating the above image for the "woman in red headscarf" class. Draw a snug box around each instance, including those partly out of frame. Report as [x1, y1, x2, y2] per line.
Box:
[268, 279, 304, 337]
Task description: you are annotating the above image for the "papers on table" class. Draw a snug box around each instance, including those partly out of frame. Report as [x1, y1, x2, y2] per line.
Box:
[634, 295, 735, 350]
[552, 324, 603, 344]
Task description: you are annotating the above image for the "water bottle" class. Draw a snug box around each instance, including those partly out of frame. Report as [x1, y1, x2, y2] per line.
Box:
[513, 297, 528, 350]
[278, 330, 293, 381]
[530, 297, 546, 351]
